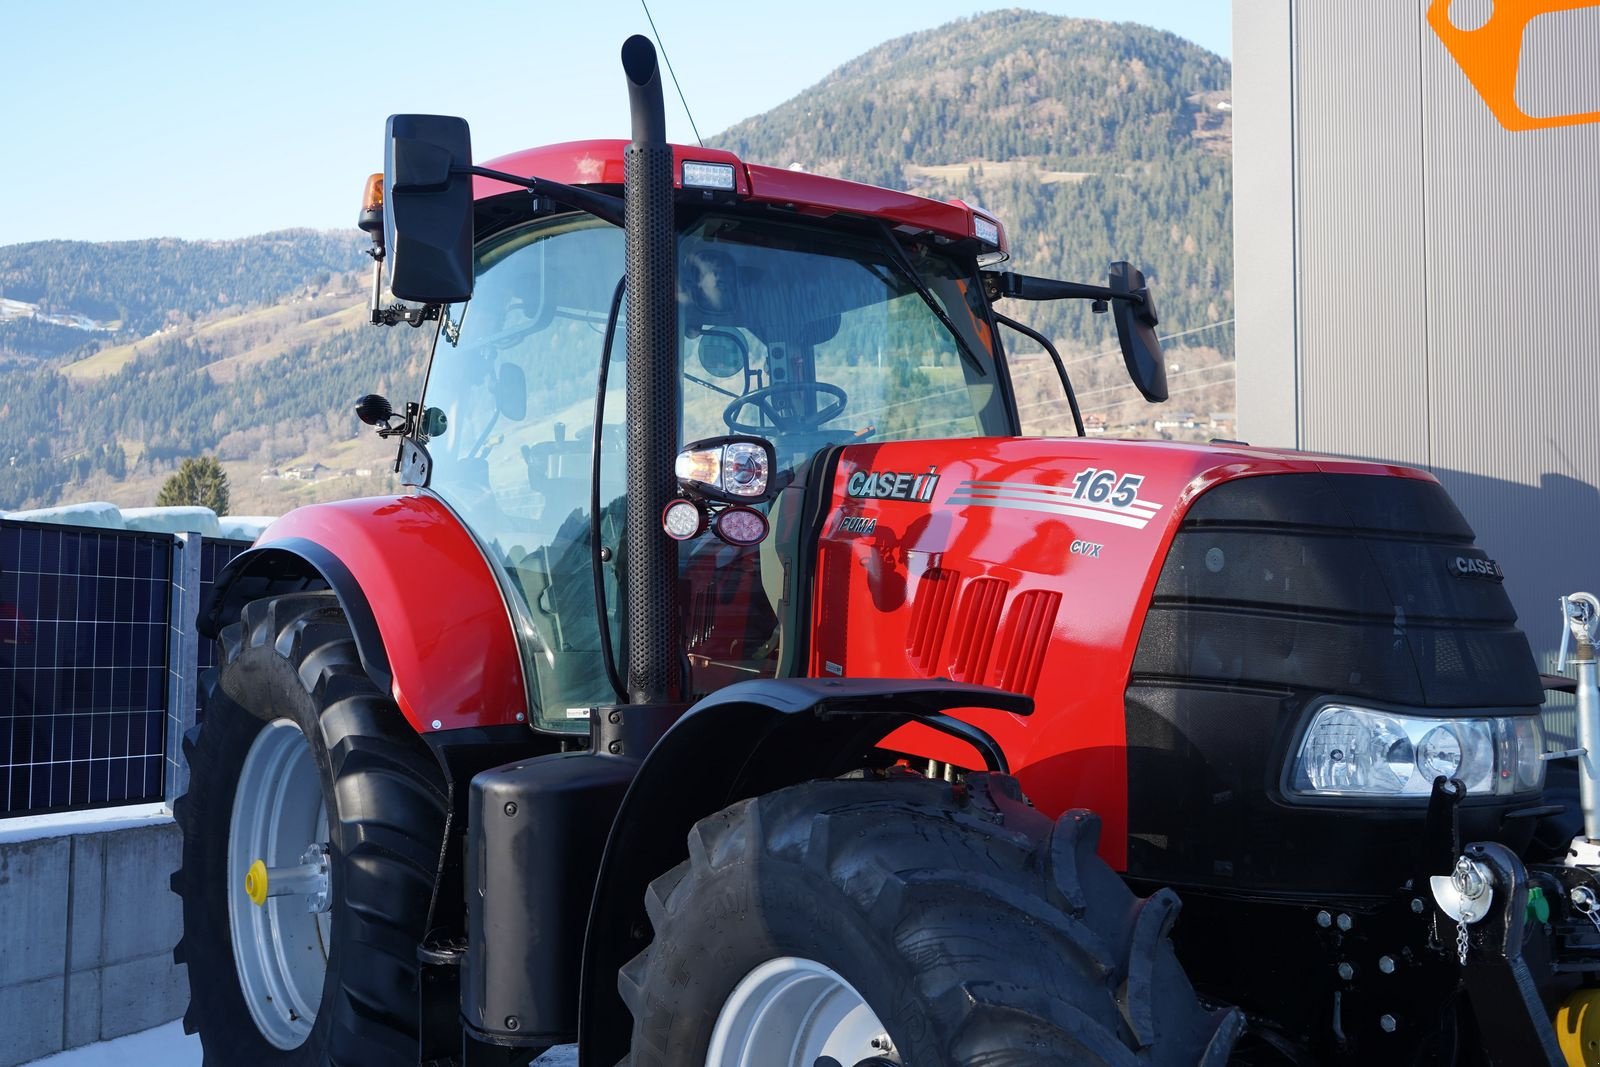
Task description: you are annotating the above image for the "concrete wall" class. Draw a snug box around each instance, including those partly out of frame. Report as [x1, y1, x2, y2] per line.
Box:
[0, 823, 186, 1066]
[1233, 0, 1600, 724]
[0, 529, 240, 1062]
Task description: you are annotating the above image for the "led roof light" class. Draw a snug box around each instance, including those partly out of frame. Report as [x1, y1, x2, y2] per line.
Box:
[973, 216, 1000, 246]
[683, 161, 736, 191]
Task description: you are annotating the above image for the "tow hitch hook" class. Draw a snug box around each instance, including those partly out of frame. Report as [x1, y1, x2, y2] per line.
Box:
[1430, 842, 1563, 1065]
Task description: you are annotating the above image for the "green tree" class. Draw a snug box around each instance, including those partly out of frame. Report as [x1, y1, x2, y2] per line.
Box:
[157, 455, 231, 513]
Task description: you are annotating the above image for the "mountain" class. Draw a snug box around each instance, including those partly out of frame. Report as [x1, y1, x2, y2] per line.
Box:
[0, 232, 428, 510]
[718, 11, 1230, 181]
[0, 11, 1232, 512]
[0, 231, 368, 351]
[715, 10, 1234, 433]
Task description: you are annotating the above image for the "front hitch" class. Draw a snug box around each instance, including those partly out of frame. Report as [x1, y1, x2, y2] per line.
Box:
[1430, 841, 1564, 1064]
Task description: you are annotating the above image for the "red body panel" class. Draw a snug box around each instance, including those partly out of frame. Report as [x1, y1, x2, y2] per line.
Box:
[811, 437, 1436, 869]
[475, 141, 1007, 254]
[257, 495, 526, 733]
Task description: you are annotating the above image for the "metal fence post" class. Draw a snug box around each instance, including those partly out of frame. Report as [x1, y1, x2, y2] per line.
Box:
[164, 532, 202, 807]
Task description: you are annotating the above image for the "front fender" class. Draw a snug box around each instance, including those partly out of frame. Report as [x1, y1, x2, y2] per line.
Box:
[575, 677, 1030, 1066]
[203, 494, 526, 733]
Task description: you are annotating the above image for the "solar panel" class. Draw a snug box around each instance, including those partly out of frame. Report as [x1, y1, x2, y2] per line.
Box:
[1, 521, 173, 816]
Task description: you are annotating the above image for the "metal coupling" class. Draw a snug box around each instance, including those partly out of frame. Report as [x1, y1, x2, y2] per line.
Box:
[1430, 854, 1495, 924]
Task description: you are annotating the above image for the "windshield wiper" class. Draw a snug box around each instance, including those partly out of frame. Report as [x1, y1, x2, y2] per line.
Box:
[462, 165, 625, 228]
[874, 221, 986, 377]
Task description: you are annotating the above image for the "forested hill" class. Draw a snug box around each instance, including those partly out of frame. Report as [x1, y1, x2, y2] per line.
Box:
[0, 231, 366, 352]
[0, 230, 426, 511]
[715, 10, 1234, 359]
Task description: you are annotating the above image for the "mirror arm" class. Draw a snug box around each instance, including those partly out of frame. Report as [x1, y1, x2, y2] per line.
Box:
[987, 271, 1152, 320]
[992, 311, 1084, 438]
[459, 165, 626, 228]
[371, 301, 441, 329]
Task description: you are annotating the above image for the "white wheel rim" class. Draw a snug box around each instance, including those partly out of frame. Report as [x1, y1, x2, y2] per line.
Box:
[227, 719, 331, 1049]
[706, 956, 894, 1067]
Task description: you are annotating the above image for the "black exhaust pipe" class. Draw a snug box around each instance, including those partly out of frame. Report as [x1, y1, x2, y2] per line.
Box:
[620, 35, 683, 706]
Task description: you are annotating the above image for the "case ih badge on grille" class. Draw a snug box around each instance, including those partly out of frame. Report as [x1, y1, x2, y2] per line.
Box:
[1449, 553, 1505, 581]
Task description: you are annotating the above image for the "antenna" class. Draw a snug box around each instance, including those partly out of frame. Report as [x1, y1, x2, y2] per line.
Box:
[638, 0, 704, 147]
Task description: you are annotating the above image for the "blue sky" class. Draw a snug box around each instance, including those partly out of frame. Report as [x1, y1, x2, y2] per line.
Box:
[0, 1, 1230, 245]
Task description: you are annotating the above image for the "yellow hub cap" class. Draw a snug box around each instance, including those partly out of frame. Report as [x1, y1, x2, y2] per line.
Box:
[244, 859, 269, 907]
[1557, 988, 1600, 1067]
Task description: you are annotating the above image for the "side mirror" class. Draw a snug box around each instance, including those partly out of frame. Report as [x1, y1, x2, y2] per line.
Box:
[1109, 261, 1168, 403]
[384, 114, 475, 304]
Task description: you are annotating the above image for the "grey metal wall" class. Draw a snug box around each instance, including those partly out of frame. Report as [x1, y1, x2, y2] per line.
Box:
[1235, 0, 1600, 715]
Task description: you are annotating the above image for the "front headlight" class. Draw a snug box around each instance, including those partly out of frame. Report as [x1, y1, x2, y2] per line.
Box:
[1289, 703, 1544, 799]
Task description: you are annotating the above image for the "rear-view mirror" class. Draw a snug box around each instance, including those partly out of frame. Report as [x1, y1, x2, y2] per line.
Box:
[384, 114, 475, 304]
[1109, 261, 1168, 403]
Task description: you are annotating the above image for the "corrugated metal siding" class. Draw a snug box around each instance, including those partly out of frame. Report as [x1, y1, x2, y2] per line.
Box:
[1232, 0, 1301, 447]
[1516, 9, 1600, 118]
[1416, 1, 1600, 724]
[1239, 0, 1600, 740]
[1292, 0, 1431, 463]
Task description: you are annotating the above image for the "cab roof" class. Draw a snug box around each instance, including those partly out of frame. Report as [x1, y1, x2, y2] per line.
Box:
[472, 139, 1007, 256]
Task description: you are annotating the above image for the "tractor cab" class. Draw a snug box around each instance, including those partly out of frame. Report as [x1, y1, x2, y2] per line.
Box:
[368, 141, 1026, 731]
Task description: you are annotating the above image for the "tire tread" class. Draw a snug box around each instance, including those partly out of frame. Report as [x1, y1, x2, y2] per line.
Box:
[621, 774, 1243, 1066]
[172, 589, 445, 1066]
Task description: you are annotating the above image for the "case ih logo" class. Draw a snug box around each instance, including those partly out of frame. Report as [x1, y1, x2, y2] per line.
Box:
[845, 467, 940, 502]
[1429, 0, 1600, 131]
[1449, 554, 1505, 581]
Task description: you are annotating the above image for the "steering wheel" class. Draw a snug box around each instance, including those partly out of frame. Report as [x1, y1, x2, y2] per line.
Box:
[723, 382, 849, 433]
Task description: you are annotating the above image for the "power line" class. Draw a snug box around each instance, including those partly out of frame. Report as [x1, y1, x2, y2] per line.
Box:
[1004, 317, 1237, 381]
[1014, 361, 1234, 418]
[1075, 375, 1238, 418]
[639, 0, 704, 147]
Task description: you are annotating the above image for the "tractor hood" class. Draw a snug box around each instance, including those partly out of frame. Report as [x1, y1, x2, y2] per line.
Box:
[811, 436, 1544, 890]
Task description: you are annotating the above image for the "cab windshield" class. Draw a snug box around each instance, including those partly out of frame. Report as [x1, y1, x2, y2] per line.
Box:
[421, 210, 1009, 730]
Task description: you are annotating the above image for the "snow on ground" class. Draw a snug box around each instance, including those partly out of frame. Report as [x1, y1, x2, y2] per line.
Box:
[26, 1022, 198, 1066]
[25, 1022, 579, 1066]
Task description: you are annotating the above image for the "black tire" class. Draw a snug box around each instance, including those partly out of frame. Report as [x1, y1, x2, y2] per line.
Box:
[620, 773, 1242, 1066]
[171, 591, 447, 1065]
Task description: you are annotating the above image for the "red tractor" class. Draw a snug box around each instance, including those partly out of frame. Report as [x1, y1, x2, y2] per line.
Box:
[173, 37, 1596, 1067]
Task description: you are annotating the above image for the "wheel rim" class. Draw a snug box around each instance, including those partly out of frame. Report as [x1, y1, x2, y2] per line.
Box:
[227, 719, 331, 1049]
[706, 956, 895, 1067]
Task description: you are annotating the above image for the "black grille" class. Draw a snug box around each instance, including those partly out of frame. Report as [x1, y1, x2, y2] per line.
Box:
[1134, 473, 1541, 708]
[1124, 473, 1543, 894]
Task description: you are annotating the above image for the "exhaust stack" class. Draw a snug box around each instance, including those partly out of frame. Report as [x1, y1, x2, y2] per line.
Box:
[620, 35, 683, 706]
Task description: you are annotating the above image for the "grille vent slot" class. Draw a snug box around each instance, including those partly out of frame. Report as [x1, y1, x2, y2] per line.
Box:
[948, 577, 1008, 683]
[994, 589, 1061, 695]
[906, 566, 960, 675]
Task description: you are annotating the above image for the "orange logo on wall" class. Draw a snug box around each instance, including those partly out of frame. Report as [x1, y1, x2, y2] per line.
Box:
[1427, 0, 1600, 130]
